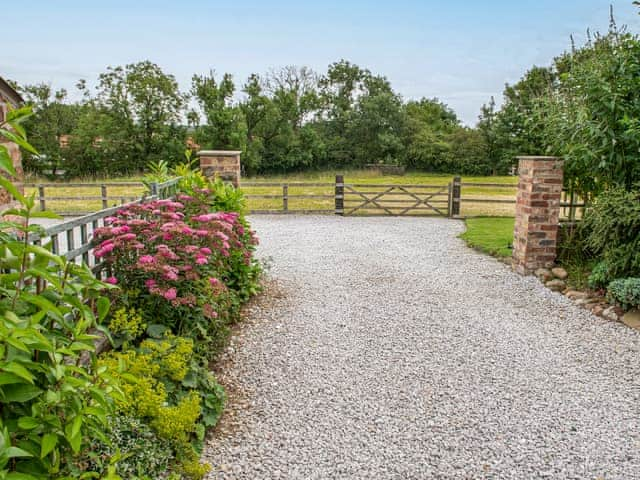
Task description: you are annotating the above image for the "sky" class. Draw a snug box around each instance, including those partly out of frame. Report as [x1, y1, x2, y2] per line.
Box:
[3, 0, 639, 125]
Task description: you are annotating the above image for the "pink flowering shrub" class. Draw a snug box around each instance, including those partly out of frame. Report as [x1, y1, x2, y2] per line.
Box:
[93, 194, 260, 357]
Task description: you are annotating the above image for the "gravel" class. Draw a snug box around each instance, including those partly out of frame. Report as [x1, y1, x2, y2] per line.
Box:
[203, 215, 640, 480]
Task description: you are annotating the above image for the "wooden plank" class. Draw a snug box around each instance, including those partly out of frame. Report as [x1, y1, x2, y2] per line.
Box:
[345, 183, 449, 188]
[343, 191, 449, 197]
[343, 199, 449, 204]
[460, 198, 516, 204]
[249, 209, 335, 214]
[24, 182, 143, 188]
[243, 182, 335, 187]
[282, 184, 288, 212]
[460, 182, 517, 187]
[245, 194, 334, 199]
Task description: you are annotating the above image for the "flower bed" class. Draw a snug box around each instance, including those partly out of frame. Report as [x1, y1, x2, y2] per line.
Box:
[0, 111, 261, 479]
[89, 190, 261, 478]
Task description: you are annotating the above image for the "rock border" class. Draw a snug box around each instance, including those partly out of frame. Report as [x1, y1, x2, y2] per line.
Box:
[533, 267, 635, 326]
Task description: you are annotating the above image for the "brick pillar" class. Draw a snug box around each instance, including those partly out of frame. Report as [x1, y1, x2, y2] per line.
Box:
[198, 150, 241, 188]
[0, 141, 25, 212]
[512, 156, 563, 275]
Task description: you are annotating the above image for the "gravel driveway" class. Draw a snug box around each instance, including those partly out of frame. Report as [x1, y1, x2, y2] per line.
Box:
[203, 216, 640, 480]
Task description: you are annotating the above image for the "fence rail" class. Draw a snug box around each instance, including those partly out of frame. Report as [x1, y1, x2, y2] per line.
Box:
[25, 176, 587, 220]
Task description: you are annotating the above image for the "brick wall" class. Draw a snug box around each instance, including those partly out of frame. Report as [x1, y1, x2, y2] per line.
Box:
[198, 150, 241, 188]
[0, 94, 25, 212]
[512, 156, 564, 275]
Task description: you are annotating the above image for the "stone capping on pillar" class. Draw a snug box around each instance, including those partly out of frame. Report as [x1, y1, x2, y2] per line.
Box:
[197, 150, 242, 188]
[512, 155, 564, 276]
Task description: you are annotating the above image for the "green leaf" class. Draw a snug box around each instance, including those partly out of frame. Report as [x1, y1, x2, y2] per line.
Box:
[0, 176, 25, 204]
[70, 415, 83, 440]
[28, 210, 63, 220]
[0, 148, 16, 176]
[40, 433, 58, 458]
[146, 324, 169, 338]
[17, 417, 40, 430]
[1, 362, 35, 384]
[0, 372, 26, 386]
[6, 446, 33, 458]
[0, 384, 42, 403]
[96, 297, 110, 322]
[6, 472, 39, 480]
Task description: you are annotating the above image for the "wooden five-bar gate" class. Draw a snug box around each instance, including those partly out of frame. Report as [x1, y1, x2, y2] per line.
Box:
[243, 176, 465, 217]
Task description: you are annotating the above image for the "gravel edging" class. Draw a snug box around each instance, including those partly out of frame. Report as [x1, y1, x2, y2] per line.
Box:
[204, 215, 640, 480]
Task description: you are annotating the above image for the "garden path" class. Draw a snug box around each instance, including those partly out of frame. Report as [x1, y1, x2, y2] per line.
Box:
[204, 215, 640, 480]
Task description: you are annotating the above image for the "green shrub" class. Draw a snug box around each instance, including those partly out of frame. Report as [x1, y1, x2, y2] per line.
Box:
[607, 278, 640, 311]
[588, 261, 611, 290]
[86, 415, 173, 479]
[581, 188, 640, 286]
[98, 334, 224, 479]
[0, 107, 120, 478]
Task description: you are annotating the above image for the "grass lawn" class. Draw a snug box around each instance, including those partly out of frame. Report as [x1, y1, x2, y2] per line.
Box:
[23, 170, 518, 216]
[459, 217, 515, 258]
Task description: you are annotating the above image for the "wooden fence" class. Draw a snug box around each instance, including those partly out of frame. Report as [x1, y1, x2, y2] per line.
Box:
[30, 178, 181, 277]
[25, 182, 147, 215]
[26, 176, 587, 220]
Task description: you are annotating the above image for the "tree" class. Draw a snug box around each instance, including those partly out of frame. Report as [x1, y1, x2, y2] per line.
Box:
[74, 61, 187, 174]
[404, 98, 459, 171]
[545, 30, 640, 196]
[19, 84, 82, 175]
[191, 71, 245, 150]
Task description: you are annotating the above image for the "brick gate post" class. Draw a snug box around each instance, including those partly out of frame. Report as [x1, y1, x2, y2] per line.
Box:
[198, 150, 242, 188]
[512, 156, 564, 275]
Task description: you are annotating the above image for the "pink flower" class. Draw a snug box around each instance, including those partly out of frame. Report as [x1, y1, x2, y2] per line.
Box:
[209, 277, 220, 287]
[199, 247, 212, 255]
[163, 288, 177, 301]
[105, 276, 118, 285]
[195, 256, 208, 265]
[139, 255, 155, 264]
[164, 271, 178, 281]
[119, 233, 137, 241]
[145, 279, 157, 288]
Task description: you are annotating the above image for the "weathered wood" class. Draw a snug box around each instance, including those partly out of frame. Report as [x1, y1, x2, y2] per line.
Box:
[243, 182, 335, 187]
[101, 185, 108, 209]
[38, 185, 46, 211]
[335, 175, 344, 216]
[249, 209, 335, 215]
[343, 190, 449, 196]
[345, 183, 449, 188]
[460, 198, 516, 204]
[80, 224, 89, 264]
[25, 182, 142, 188]
[283, 184, 288, 212]
[460, 182, 517, 188]
[451, 176, 461, 216]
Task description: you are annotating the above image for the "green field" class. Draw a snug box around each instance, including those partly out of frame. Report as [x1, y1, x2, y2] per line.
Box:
[459, 217, 515, 257]
[243, 170, 517, 216]
[24, 170, 518, 216]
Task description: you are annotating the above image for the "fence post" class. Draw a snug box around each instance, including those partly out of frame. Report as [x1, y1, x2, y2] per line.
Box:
[451, 176, 461, 216]
[38, 185, 46, 211]
[101, 184, 108, 209]
[150, 182, 159, 199]
[447, 182, 453, 217]
[283, 184, 288, 213]
[335, 175, 344, 216]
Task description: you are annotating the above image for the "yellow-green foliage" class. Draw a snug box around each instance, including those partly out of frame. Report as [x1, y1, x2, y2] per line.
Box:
[152, 391, 201, 441]
[98, 335, 211, 479]
[108, 307, 146, 339]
